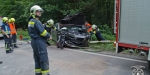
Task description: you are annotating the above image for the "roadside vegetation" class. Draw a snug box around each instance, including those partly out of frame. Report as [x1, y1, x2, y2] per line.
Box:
[88, 24, 115, 52]
[0, 0, 114, 29]
[17, 29, 30, 43]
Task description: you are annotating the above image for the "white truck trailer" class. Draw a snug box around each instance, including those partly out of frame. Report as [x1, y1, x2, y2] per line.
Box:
[115, 0, 150, 69]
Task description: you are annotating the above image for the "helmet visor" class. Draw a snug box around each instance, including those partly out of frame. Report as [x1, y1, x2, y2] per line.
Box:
[36, 9, 44, 13]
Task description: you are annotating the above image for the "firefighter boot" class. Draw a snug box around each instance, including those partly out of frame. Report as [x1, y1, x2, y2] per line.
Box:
[6, 50, 12, 53]
[14, 43, 19, 48]
[6, 42, 12, 53]
[0, 61, 3, 64]
[14, 45, 18, 48]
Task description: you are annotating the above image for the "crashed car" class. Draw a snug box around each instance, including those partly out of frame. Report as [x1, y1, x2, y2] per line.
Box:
[51, 13, 91, 49]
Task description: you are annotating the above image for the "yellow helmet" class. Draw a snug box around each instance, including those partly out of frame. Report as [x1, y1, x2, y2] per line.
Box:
[8, 19, 12, 23]
[47, 19, 54, 26]
[2, 17, 8, 22]
[10, 18, 15, 22]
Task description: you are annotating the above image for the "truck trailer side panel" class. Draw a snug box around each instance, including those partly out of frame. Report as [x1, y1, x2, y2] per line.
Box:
[115, 0, 150, 69]
[119, 0, 150, 47]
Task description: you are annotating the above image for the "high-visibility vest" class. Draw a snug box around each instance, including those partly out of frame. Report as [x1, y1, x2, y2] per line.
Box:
[85, 23, 92, 32]
[9, 23, 16, 34]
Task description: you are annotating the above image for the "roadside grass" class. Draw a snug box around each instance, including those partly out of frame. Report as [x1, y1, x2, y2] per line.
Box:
[17, 29, 30, 41]
[89, 43, 115, 52]
[87, 32, 116, 52]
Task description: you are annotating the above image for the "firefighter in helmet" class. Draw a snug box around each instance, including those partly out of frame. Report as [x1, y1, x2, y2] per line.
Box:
[44, 19, 54, 32]
[8, 18, 18, 48]
[1, 17, 13, 53]
[43, 19, 55, 46]
[91, 24, 105, 41]
[28, 5, 51, 75]
[84, 21, 92, 33]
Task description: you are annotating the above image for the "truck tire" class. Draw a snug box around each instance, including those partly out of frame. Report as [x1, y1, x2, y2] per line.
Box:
[118, 46, 123, 53]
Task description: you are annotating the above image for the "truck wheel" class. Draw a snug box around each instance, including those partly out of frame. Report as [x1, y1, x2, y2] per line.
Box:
[117, 46, 123, 53]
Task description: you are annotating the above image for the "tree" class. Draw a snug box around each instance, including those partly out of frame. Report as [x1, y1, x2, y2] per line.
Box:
[0, 0, 114, 30]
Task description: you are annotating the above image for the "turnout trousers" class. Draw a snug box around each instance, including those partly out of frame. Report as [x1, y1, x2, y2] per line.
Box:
[4, 34, 12, 53]
[95, 31, 105, 41]
[12, 34, 17, 47]
[31, 38, 50, 75]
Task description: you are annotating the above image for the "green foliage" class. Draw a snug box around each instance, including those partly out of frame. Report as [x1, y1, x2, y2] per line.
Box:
[100, 24, 113, 35]
[102, 34, 115, 40]
[0, 0, 114, 29]
[17, 29, 30, 39]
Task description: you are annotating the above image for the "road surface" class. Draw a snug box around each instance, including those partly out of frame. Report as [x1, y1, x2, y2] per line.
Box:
[0, 39, 149, 75]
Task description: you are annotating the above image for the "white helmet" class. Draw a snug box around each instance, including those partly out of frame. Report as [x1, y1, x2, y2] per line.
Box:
[47, 19, 54, 26]
[30, 5, 43, 15]
[92, 24, 97, 29]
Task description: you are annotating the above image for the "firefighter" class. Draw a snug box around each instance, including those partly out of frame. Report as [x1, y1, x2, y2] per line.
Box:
[91, 24, 105, 41]
[9, 18, 18, 48]
[85, 21, 92, 33]
[43, 19, 54, 46]
[1, 17, 13, 53]
[28, 5, 51, 75]
[44, 19, 54, 33]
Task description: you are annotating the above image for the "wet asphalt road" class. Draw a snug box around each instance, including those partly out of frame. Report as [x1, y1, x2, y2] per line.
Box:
[0, 39, 149, 75]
